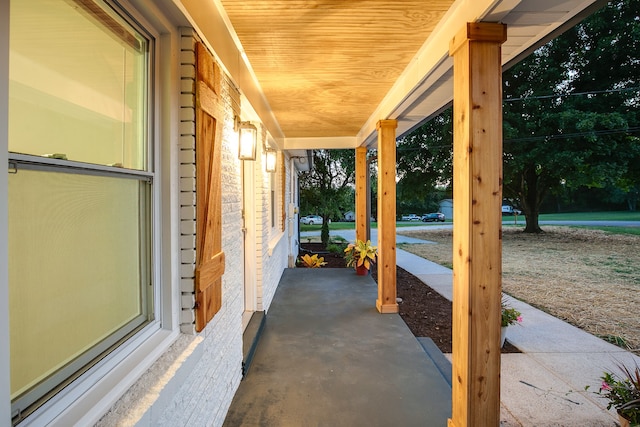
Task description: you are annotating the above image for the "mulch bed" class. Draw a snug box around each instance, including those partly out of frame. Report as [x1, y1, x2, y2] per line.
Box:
[299, 243, 520, 354]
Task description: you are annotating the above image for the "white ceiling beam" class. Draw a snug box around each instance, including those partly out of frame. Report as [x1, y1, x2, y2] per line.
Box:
[357, 0, 503, 146]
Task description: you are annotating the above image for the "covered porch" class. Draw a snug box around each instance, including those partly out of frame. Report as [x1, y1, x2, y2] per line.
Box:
[203, 2, 609, 425]
[224, 268, 451, 426]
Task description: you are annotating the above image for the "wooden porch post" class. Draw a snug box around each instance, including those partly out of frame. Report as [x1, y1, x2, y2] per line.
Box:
[355, 147, 368, 243]
[448, 23, 507, 427]
[376, 119, 398, 314]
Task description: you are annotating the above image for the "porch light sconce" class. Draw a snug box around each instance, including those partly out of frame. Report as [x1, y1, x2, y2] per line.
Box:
[265, 148, 278, 173]
[237, 120, 258, 161]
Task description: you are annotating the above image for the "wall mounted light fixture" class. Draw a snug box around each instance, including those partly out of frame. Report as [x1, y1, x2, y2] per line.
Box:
[237, 119, 257, 161]
[265, 148, 277, 173]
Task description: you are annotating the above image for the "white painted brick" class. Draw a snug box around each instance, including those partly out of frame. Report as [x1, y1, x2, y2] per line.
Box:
[179, 135, 195, 150]
[180, 77, 195, 93]
[179, 164, 196, 178]
[180, 64, 195, 79]
[180, 29, 195, 44]
[180, 235, 196, 250]
[180, 177, 196, 192]
[181, 293, 195, 309]
[179, 106, 195, 122]
[180, 278, 194, 292]
[179, 149, 195, 165]
[180, 206, 196, 221]
[179, 121, 195, 136]
[180, 88, 196, 103]
[180, 309, 195, 324]
[180, 264, 195, 279]
[179, 191, 196, 206]
[180, 49, 196, 65]
[181, 249, 196, 264]
[180, 219, 196, 236]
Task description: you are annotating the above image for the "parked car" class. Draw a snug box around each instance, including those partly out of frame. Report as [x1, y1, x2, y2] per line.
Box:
[501, 205, 522, 215]
[401, 214, 421, 221]
[300, 215, 323, 225]
[422, 213, 445, 222]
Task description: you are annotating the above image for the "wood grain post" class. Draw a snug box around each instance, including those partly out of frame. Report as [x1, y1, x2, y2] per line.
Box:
[376, 120, 398, 314]
[448, 22, 507, 427]
[355, 147, 368, 243]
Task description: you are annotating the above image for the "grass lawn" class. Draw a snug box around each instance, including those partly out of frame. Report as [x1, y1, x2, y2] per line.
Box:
[299, 211, 639, 234]
[398, 226, 640, 355]
[299, 221, 445, 232]
[539, 210, 640, 221]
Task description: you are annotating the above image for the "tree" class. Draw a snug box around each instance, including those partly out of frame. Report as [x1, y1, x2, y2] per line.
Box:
[299, 149, 355, 245]
[394, 1, 640, 231]
[503, 0, 640, 232]
[395, 109, 454, 215]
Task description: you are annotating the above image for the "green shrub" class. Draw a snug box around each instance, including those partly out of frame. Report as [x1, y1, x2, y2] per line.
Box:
[326, 243, 347, 254]
[321, 222, 330, 247]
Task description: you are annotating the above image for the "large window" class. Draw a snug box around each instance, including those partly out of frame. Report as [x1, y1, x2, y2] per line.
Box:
[8, 0, 154, 420]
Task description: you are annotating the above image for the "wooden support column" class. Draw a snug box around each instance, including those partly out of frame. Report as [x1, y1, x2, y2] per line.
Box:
[355, 147, 368, 242]
[376, 120, 398, 314]
[448, 23, 506, 427]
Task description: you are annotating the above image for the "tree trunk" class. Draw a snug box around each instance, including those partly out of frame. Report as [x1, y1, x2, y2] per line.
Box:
[521, 165, 543, 233]
[627, 188, 638, 211]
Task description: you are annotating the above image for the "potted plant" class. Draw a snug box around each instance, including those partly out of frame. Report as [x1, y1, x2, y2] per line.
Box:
[590, 363, 640, 426]
[344, 239, 377, 275]
[298, 253, 327, 268]
[500, 298, 522, 347]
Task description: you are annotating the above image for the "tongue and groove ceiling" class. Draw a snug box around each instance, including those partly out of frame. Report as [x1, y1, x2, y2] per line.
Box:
[214, 0, 607, 149]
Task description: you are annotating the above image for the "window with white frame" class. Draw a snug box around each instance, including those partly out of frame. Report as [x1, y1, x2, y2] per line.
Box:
[268, 155, 285, 233]
[8, 0, 154, 420]
[270, 170, 276, 229]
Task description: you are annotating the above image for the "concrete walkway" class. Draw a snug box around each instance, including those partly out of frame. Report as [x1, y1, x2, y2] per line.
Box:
[224, 268, 451, 426]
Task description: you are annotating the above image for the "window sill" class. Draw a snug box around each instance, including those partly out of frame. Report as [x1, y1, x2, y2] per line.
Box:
[267, 230, 285, 256]
[22, 326, 182, 426]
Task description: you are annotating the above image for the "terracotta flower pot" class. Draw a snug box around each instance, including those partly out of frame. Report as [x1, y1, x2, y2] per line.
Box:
[355, 264, 369, 276]
[617, 411, 631, 427]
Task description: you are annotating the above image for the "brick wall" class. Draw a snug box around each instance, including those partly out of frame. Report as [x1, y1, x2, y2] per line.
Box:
[161, 28, 244, 424]
[258, 153, 290, 312]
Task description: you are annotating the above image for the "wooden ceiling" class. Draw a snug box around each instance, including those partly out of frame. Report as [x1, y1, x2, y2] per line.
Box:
[220, 1, 454, 139]
[211, 0, 607, 148]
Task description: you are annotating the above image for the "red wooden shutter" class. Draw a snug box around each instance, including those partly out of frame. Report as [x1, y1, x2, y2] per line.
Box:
[195, 42, 225, 332]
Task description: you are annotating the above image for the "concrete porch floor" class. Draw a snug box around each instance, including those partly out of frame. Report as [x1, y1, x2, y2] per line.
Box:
[223, 268, 451, 426]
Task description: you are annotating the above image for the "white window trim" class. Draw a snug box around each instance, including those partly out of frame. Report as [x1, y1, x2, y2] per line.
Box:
[19, 328, 179, 426]
[1, 0, 11, 419]
[267, 155, 284, 255]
